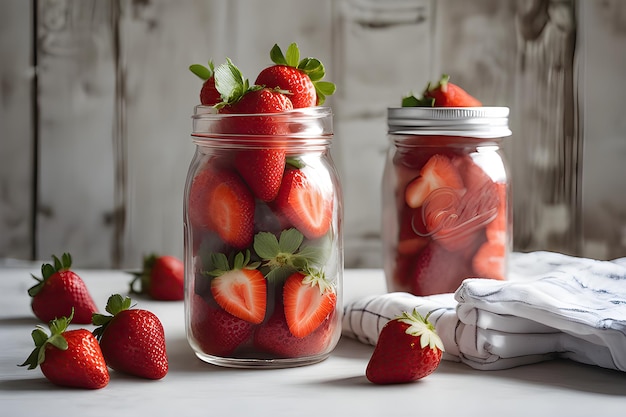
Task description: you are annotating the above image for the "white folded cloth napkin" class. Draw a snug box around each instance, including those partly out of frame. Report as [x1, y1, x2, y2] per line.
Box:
[342, 251, 626, 371]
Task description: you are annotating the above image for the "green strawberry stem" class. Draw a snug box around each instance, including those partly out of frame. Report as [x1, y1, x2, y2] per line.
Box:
[253, 228, 330, 282]
[129, 253, 158, 295]
[28, 253, 73, 297]
[269, 43, 336, 105]
[401, 74, 451, 107]
[92, 294, 133, 340]
[19, 310, 74, 369]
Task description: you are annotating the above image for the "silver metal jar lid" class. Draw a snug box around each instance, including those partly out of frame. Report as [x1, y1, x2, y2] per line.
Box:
[387, 107, 511, 138]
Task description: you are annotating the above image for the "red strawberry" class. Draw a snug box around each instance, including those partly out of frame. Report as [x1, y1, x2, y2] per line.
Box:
[214, 58, 294, 134]
[190, 167, 255, 249]
[255, 43, 336, 108]
[410, 242, 471, 296]
[208, 251, 267, 324]
[283, 271, 336, 338]
[93, 294, 168, 380]
[274, 168, 333, 239]
[190, 294, 254, 356]
[190, 61, 222, 106]
[254, 297, 336, 358]
[28, 253, 98, 324]
[366, 309, 444, 384]
[211, 59, 292, 201]
[20, 311, 109, 389]
[234, 147, 286, 202]
[423, 74, 482, 107]
[404, 154, 464, 208]
[130, 253, 184, 301]
[472, 240, 506, 280]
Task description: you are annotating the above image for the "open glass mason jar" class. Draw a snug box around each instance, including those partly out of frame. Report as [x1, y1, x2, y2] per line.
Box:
[184, 105, 343, 368]
[382, 107, 512, 296]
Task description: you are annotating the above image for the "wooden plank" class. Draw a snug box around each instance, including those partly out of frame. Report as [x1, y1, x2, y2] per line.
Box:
[36, 0, 117, 267]
[119, 0, 335, 268]
[578, 0, 626, 259]
[332, 0, 433, 267]
[0, 0, 35, 261]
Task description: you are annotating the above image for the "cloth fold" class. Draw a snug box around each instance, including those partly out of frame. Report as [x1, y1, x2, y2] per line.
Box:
[342, 251, 626, 371]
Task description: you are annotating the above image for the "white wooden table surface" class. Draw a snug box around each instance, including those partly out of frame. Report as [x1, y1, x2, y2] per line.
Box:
[1, 263, 624, 417]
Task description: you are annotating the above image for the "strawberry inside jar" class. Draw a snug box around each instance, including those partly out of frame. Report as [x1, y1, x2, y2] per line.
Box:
[184, 44, 341, 369]
[383, 106, 512, 296]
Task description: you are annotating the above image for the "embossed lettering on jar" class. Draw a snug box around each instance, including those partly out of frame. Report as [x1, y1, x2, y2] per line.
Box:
[382, 107, 512, 296]
[184, 106, 343, 368]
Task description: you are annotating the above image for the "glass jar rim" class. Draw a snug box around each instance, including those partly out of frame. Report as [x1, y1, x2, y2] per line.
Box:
[191, 105, 333, 140]
[387, 106, 511, 138]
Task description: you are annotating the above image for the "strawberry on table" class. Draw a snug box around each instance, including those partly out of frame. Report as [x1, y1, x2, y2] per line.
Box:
[255, 42, 336, 108]
[274, 168, 334, 239]
[28, 253, 98, 324]
[206, 250, 267, 324]
[283, 270, 336, 338]
[19, 311, 109, 389]
[93, 294, 168, 380]
[189, 60, 222, 106]
[130, 253, 184, 301]
[366, 309, 444, 385]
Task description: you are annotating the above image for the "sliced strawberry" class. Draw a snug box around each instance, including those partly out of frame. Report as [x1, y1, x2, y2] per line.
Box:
[472, 241, 506, 280]
[254, 298, 336, 358]
[207, 170, 255, 249]
[420, 161, 499, 252]
[404, 154, 464, 209]
[410, 242, 472, 296]
[209, 251, 267, 324]
[190, 294, 254, 356]
[283, 271, 336, 338]
[234, 148, 286, 202]
[273, 168, 333, 239]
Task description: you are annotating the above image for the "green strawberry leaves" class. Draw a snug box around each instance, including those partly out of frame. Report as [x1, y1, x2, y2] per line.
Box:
[207, 250, 261, 277]
[199, 228, 331, 284]
[28, 253, 73, 297]
[253, 228, 330, 282]
[92, 294, 133, 340]
[19, 310, 74, 369]
[189, 61, 214, 81]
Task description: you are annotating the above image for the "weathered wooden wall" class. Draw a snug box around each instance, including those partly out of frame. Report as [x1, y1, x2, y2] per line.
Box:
[1, 0, 625, 269]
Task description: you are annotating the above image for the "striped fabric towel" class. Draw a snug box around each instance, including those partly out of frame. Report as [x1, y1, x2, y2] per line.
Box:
[342, 251, 626, 371]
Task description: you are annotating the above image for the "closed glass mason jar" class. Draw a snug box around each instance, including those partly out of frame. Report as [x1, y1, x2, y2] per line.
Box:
[382, 107, 512, 296]
[184, 105, 343, 368]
